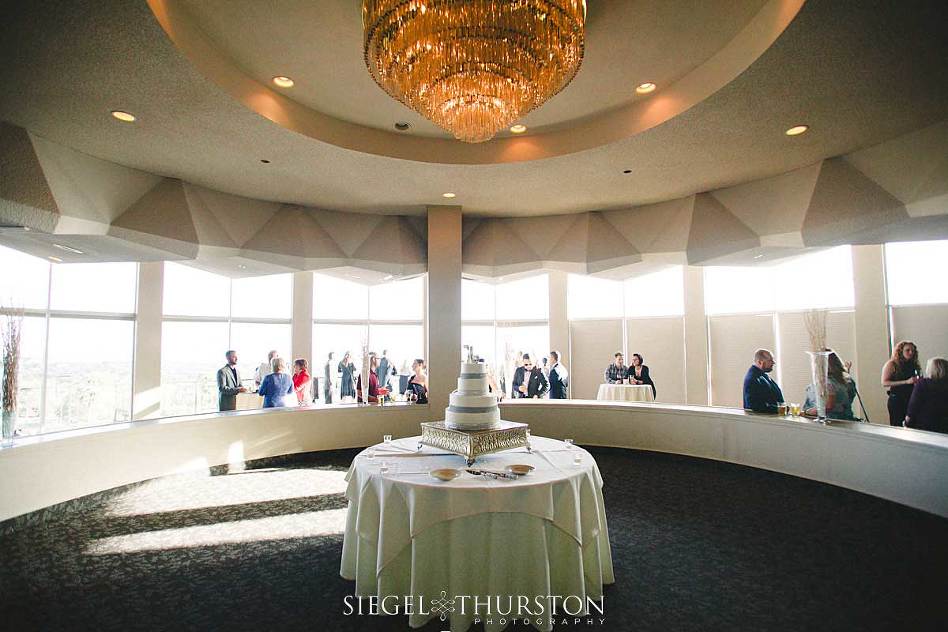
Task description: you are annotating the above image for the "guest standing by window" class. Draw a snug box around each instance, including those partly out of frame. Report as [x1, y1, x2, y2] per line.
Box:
[357, 353, 380, 404]
[255, 350, 279, 388]
[548, 350, 569, 399]
[407, 358, 428, 404]
[743, 349, 783, 413]
[629, 353, 656, 399]
[904, 357, 948, 434]
[339, 351, 356, 401]
[259, 357, 293, 408]
[323, 352, 334, 404]
[804, 349, 857, 420]
[216, 349, 247, 412]
[604, 352, 627, 384]
[512, 354, 549, 398]
[292, 358, 310, 406]
[881, 340, 921, 426]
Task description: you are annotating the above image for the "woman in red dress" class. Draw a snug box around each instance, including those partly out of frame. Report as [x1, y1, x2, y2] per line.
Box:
[292, 358, 310, 405]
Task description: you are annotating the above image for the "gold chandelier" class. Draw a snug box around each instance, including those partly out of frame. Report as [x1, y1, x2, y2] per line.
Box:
[363, 0, 586, 143]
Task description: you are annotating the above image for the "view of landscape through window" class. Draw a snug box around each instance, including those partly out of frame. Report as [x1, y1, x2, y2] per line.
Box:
[0, 246, 136, 435]
[161, 263, 293, 417]
[312, 273, 425, 402]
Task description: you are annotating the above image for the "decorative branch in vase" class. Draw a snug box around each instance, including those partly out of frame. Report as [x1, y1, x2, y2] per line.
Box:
[803, 309, 831, 422]
[2, 305, 24, 444]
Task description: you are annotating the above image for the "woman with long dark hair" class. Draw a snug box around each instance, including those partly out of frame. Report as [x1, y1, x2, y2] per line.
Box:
[406, 358, 428, 404]
[805, 349, 857, 420]
[882, 341, 921, 426]
[338, 351, 356, 401]
[629, 353, 656, 399]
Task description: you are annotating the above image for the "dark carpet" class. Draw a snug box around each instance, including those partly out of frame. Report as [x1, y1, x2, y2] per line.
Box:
[1, 447, 946, 632]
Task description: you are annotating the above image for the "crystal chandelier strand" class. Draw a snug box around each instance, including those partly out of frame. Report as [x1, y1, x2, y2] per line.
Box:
[364, 0, 586, 143]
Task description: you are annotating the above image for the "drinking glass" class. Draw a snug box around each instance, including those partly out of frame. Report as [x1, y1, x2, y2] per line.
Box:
[380, 461, 390, 474]
[366, 447, 376, 460]
[572, 454, 583, 468]
[777, 402, 788, 416]
[564, 438, 574, 449]
[383, 434, 393, 446]
[790, 403, 802, 416]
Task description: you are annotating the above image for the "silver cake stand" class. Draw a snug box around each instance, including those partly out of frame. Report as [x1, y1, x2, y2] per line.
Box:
[420, 420, 530, 466]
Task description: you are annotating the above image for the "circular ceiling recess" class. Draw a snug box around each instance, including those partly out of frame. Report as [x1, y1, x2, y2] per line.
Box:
[148, 0, 804, 164]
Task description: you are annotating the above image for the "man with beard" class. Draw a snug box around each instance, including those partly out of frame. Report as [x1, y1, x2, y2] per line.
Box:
[743, 349, 784, 413]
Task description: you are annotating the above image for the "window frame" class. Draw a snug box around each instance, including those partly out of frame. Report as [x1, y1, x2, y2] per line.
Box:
[0, 254, 139, 433]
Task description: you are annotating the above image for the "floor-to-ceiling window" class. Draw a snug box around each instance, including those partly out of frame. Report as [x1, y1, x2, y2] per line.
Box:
[462, 274, 550, 396]
[567, 266, 686, 400]
[703, 246, 856, 409]
[160, 263, 292, 416]
[312, 273, 425, 402]
[884, 239, 948, 370]
[0, 245, 136, 435]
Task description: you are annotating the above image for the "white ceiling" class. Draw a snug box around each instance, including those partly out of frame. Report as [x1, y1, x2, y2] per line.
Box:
[0, 0, 946, 217]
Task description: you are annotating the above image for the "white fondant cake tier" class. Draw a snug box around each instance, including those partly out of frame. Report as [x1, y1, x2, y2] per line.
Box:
[459, 362, 487, 375]
[449, 393, 497, 408]
[444, 407, 501, 430]
[458, 376, 489, 394]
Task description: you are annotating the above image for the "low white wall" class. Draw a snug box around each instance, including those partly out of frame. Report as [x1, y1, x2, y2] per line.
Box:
[2, 400, 947, 523]
[500, 400, 948, 518]
[0, 404, 433, 523]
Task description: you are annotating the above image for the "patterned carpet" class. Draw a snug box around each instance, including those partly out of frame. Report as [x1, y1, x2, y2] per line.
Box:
[1, 447, 946, 631]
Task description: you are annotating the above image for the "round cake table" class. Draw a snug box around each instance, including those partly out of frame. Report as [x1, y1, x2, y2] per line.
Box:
[596, 383, 655, 402]
[340, 435, 615, 632]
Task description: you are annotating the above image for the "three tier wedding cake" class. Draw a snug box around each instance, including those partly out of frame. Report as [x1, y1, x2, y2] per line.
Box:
[419, 346, 528, 465]
[445, 359, 500, 431]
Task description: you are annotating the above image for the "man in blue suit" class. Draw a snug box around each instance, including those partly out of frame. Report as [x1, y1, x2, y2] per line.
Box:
[743, 349, 783, 413]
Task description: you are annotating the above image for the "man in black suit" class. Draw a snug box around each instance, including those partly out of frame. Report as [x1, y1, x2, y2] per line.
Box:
[217, 350, 247, 411]
[512, 353, 549, 399]
[548, 350, 569, 399]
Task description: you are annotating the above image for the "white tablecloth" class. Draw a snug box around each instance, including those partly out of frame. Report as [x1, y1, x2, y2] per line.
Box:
[340, 436, 615, 632]
[234, 392, 263, 410]
[596, 383, 654, 402]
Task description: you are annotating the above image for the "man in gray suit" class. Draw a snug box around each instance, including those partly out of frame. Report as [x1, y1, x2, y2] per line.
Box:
[217, 350, 247, 411]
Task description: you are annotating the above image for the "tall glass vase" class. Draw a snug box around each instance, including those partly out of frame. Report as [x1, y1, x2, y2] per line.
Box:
[807, 351, 832, 423]
[1, 409, 16, 446]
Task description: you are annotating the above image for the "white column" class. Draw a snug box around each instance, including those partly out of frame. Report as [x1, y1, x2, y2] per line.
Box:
[548, 270, 569, 372]
[683, 265, 710, 405]
[132, 262, 163, 420]
[851, 245, 890, 423]
[427, 206, 462, 418]
[291, 271, 313, 364]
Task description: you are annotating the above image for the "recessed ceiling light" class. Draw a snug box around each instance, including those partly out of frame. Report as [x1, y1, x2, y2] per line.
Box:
[785, 124, 809, 136]
[53, 243, 84, 254]
[622, 169, 632, 174]
[48, 255, 62, 263]
[635, 82, 657, 94]
[394, 121, 411, 131]
[260, 159, 271, 164]
[442, 192, 456, 199]
[510, 124, 527, 134]
[272, 76, 294, 88]
[111, 110, 136, 122]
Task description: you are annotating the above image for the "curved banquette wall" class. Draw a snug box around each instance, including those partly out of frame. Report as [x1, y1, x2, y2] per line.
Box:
[499, 401, 948, 518]
[1, 401, 947, 523]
